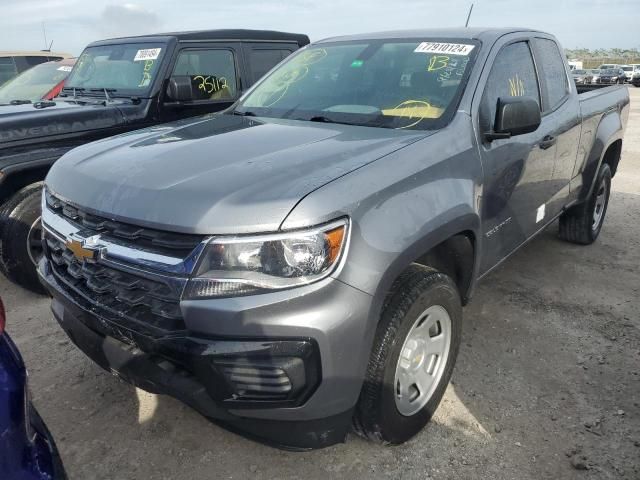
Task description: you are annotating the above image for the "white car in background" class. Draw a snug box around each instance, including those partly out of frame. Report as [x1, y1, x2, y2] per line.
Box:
[620, 65, 634, 82]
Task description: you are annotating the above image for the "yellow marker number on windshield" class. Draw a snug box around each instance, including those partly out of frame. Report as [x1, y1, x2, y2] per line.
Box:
[428, 56, 450, 71]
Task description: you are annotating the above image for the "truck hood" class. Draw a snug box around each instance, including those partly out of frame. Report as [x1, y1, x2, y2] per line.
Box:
[0, 100, 126, 145]
[46, 114, 427, 234]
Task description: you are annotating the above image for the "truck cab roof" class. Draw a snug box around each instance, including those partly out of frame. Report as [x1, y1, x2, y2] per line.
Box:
[87, 29, 310, 48]
[317, 27, 543, 44]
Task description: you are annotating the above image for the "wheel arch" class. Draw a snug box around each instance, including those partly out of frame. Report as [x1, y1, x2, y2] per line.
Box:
[579, 113, 624, 204]
[0, 161, 54, 206]
[371, 213, 480, 314]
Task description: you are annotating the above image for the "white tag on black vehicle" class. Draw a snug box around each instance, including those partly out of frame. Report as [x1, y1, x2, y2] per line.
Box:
[414, 42, 475, 55]
[134, 48, 162, 62]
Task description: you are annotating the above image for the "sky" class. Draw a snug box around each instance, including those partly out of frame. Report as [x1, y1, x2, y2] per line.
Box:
[0, 0, 638, 56]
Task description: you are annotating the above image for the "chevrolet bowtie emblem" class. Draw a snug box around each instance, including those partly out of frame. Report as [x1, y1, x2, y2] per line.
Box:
[65, 237, 99, 261]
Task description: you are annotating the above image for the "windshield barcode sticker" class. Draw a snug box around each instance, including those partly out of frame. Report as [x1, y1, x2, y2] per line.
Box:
[57, 66, 73, 72]
[414, 42, 475, 55]
[134, 48, 162, 62]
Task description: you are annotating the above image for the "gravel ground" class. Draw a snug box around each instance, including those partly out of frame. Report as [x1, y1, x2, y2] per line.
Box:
[2, 87, 639, 480]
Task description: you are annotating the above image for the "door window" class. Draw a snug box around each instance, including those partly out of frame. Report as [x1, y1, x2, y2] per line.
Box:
[532, 38, 569, 111]
[0, 57, 18, 85]
[172, 49, 237, 101]
[23, 56, 50, 67]
[480, 41, 540, 133]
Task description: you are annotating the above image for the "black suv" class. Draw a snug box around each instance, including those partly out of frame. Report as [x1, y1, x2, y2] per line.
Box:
[0, 29, 309, 293]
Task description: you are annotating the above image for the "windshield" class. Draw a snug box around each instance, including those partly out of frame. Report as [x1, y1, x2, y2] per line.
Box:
[0, 61, 72, 103]
[603, 69, 618, 74]
[64, 43, 166, 95]
[573, 70, 586, 75]
[237, 39, 479, 130]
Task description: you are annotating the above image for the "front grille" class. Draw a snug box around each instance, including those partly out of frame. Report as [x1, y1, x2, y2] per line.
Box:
[45, 190, 202, 256]
[45, 231, 187, 336]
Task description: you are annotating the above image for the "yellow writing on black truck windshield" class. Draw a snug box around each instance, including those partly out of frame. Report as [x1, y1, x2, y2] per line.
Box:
[138, 60, 154, 87]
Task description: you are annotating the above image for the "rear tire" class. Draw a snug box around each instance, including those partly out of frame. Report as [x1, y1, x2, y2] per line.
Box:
[0, 182, 46, 294]
[353, 264, 462, 444]
[558, 163, 612, 245]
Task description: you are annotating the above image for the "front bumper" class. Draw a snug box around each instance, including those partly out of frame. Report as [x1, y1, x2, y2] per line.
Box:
[39, 259, 373, 449]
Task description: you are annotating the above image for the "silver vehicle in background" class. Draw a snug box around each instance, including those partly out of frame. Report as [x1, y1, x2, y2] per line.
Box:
[572, 69, 593, 84]
[589, 69, 602, 84]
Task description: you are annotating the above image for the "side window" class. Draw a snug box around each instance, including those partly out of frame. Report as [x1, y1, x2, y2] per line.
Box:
[480, 41, 540, 133]
[532, 38, 569, 111]
[249, 49, 293, 83]
[23, 56, 50, 67]
[172, 49, 237, 101]
[0, 57, 18, 85]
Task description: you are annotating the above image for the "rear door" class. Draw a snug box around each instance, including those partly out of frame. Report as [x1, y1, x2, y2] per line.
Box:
[242, 43, 297, 86]
[475, 37, 556, 272]
[530, 36, 580, 215]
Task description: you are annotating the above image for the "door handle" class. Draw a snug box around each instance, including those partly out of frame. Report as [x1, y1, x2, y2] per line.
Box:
[539, 135, 557, 150]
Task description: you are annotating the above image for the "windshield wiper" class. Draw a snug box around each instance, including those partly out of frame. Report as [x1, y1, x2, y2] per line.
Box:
[90, 88, 117, 103]
[308, 115, 358, 126]
[59, 87, 86, 100]
[33, 101, 56, 109]
[232, 109, 256, 117]
[9, 99, 32, 105]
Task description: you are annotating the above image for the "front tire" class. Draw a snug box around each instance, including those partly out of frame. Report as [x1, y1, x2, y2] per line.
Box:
[0, 182, 46, 294]
[558, 163, 612, 245]
[353, 264, 462, 444]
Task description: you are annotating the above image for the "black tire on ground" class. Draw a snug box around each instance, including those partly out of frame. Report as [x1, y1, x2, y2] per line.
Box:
[0, 182, 47, 294]
[353, 264, 462, 444]
[558, 163, 612, 245]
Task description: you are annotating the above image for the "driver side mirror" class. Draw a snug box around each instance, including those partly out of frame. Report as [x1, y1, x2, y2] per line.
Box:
[485, 97, 541, 142]
[166, 76, 193, 102]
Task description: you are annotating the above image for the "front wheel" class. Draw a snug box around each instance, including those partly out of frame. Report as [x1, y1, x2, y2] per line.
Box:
[0, 182, 47, 294]
[353, 264, 462, 444]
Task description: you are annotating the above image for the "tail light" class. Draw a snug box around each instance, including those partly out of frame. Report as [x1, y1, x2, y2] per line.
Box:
[0, 297, 5, 334]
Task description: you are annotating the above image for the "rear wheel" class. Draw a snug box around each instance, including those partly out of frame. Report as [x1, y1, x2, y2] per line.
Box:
[558, 163, 612, 245]
[0, 182, 46, 294]
[353, 264, 462, 444]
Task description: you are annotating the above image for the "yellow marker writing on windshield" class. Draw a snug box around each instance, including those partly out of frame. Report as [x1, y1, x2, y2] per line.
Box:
[428, 56, 450, 71]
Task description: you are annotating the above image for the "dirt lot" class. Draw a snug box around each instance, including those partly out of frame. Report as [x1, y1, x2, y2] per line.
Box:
[2, 87, 639, 480]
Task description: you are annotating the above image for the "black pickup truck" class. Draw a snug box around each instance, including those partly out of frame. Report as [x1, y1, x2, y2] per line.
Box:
[0, 29, 309, 293]
[39, 28, 628, 448]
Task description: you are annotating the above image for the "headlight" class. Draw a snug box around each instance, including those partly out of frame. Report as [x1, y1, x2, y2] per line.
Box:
[183, 219, 349, 299]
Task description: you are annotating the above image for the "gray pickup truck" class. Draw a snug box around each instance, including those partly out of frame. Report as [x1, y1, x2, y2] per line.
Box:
[38, 28, 628, 449]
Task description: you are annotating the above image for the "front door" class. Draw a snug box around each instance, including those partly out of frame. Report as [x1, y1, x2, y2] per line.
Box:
[476, 39, 556, 273]
[160, 43, 242, 123]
